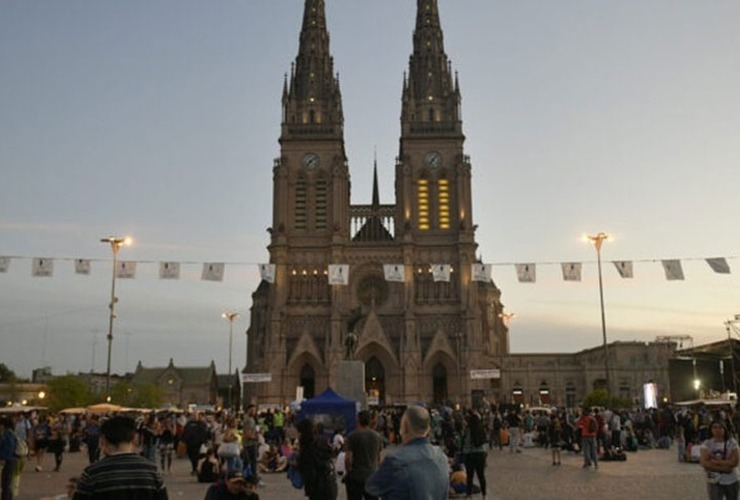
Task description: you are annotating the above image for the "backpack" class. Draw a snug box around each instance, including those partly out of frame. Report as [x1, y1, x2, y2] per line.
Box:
[588, 417, 597, 434]
[286, 452, 303, 489]
[12, 431, 28, 458]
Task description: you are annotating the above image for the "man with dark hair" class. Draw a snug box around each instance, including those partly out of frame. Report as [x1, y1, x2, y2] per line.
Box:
[345, 410, 383, 500]
[365, 406, 449, 500]
[182, 413, 210, 476]
[242, 405, 260, 479]
[73, 416, 168, 499]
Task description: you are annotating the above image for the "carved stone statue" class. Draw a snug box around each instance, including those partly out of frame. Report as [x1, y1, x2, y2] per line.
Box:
[344, 330, 358, 360]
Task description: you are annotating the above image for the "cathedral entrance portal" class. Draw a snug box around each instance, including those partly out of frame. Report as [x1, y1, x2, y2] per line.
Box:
[300, 364, 316, 399]
[433, 363, 448, 404]
[365, 357, 385, 405]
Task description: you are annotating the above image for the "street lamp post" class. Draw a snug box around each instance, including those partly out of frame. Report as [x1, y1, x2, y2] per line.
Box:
[587, 232, 611, 399]
[100, 236, 131, 401]
[222, 311, 239, 411]
[498, 311, 515, 404]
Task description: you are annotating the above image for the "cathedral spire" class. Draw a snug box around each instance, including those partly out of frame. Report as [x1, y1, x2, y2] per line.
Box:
[401, 0, 462, 136]
[282, 0, 344, 139]
[372, 155, 380, 208]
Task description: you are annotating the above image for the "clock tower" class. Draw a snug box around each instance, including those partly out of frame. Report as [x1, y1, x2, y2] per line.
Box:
[247, 0, 508, 408]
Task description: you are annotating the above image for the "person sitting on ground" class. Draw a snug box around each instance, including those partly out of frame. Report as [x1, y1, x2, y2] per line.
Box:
[257, 444, 287, 473]
[197, 447, 221, 483]
[243, 475, 260, 500]
[448, 463, 467, 496]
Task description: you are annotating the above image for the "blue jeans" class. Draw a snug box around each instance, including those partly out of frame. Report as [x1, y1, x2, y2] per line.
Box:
[582, 436, 598, 467]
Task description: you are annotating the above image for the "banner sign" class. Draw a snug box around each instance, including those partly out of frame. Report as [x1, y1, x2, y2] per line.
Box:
[470, 369, 500, 380]
[242, 373, 272, 383]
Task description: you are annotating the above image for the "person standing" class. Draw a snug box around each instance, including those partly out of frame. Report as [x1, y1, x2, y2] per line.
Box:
[81, 416, 101, 465]
[158, 418, 176, 474]
[0, 417, 19, 500]
[344, 410, 382, 500]
[365, 406, 449, 500]
[577, 408, 598, 470]
[505, 410, 522, 454]
[462, 410, 487, 499]
[242, 405, 260, 479]
[182, 413, 209, 476]
[73, 415, 167, 499]
[700, 419, 739, 500]
[297, 419, 337, 500]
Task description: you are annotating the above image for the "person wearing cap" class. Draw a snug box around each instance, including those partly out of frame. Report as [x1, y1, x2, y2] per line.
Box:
[204, 469, 256, 500]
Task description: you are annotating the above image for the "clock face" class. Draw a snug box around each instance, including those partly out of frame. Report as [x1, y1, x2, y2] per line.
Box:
[302, 153, 320, 170]
[425, 151, 442, 169]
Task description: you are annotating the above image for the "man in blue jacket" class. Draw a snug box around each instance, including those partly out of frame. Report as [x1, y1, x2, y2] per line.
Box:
[365, 406, 449, 500]
[0, 417, 19, 500]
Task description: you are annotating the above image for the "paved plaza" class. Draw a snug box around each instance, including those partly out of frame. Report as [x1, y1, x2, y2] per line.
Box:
[15, 443, 707, 499]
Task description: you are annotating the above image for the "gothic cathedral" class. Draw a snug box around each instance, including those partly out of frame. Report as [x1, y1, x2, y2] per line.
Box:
[246, 0, 508, 407]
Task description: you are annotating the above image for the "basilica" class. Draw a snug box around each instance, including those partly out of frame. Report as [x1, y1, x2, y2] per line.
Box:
[244, 0, 509, 407]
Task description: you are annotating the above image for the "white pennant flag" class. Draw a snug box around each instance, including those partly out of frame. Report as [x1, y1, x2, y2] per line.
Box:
[75, 259, 91, 275]
[328, 264, 349, 285]
[383, 264, 405, 282]
[706, 258, 731, 274]
[201, 262, 225, 282]
[471, 263, 492, 282]
[662, 260, 684, 281]
[116, 261, 137, 279]
[613, 261, 634, 278]
[159, 262, 180, 280]
[259, 264, 276, 283]
[432, 264, 451, 282]
[0, 257, 10, 273]
[561, 262, 582, 282]
[515, 263, 536, 283]
[32, 258, 53, 277]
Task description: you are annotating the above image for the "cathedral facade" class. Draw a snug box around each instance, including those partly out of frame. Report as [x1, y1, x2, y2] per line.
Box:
[245, 0, 509, 407]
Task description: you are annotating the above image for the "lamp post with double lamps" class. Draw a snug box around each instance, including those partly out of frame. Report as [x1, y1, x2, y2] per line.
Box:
[586, 232, 611, 399]
[222, 311, 240, 411]
[100, 236, 132, 401]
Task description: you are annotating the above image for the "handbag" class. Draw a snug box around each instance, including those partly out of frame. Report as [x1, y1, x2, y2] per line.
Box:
[217, 441, 240, 458]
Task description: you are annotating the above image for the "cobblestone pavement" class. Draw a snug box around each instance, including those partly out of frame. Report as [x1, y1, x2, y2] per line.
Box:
[15, 444, 707, 499]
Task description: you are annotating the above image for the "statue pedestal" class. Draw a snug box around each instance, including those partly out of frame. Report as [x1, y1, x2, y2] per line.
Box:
[336, 360, 367, 410]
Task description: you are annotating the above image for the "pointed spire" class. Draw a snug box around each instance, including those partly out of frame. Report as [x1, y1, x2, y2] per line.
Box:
[372, 152, 380, 208]
[402, 0, 462, 136]
[281, 0, 344, 139]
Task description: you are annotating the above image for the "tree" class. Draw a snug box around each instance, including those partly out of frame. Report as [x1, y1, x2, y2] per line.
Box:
[0, 363, 17, 383]
[46, 375, 93, 412]
[109, 382, 163, 409]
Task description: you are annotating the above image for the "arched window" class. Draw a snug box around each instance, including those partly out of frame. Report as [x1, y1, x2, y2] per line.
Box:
[433, 363, 448, 404]
[295, 178, 307, 230]
[300, 364, 315, 399]
[366, 357, 385, 404]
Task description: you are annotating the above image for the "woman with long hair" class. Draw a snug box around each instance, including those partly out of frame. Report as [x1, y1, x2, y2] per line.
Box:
[296, 419, 337, 500]
[700, 419, 739, 500]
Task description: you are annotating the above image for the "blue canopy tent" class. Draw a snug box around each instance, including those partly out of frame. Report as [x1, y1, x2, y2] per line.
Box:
[298, 387, 357, 436]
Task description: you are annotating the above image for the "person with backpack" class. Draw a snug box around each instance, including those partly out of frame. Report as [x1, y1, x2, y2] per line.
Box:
[461, 410, 488, 499]
[578, 408, 599, 470]
[0, 417, 19, 500]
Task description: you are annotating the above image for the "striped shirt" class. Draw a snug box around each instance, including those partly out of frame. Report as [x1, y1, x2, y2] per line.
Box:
[74, 452, 168, 500]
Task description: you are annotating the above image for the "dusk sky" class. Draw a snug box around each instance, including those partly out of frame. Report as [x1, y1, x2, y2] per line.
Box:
[2, 0, 739, 380]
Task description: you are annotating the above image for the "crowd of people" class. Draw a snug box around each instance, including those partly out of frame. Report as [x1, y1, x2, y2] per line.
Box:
[1, 401, 740, 499]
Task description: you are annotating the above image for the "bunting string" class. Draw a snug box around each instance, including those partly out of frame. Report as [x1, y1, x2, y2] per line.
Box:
[0, 254, 737, 284]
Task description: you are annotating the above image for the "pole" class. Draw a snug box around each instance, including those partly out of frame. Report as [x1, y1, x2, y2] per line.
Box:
[596, 245, 611, 399]
[105, 243, 119, 401]
[222, 312, 239, 411]
[228, 318, 234, 410]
